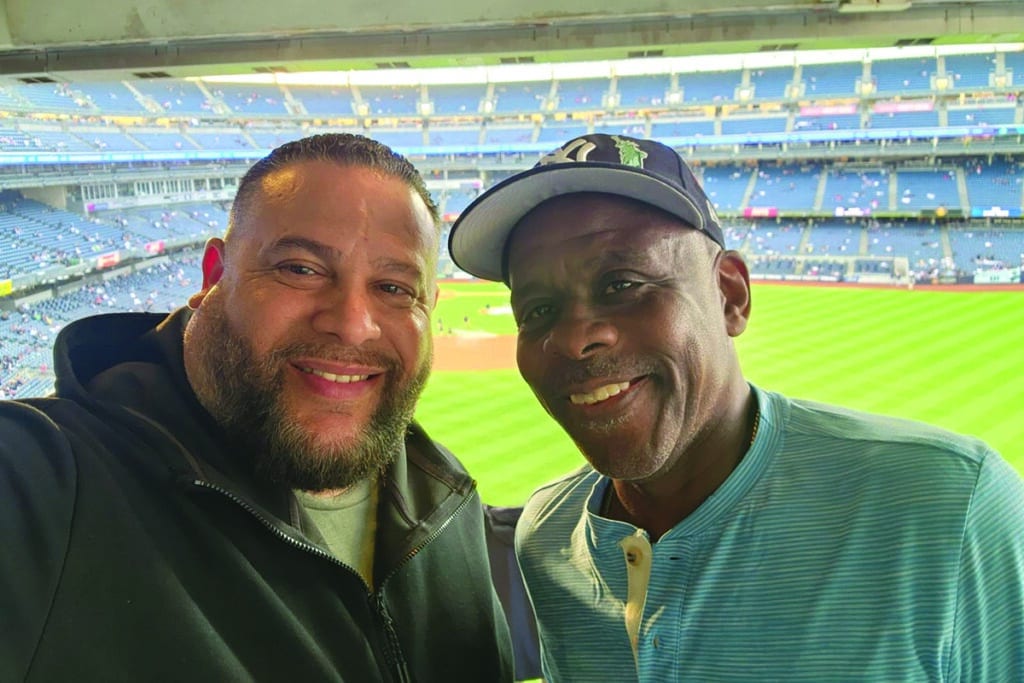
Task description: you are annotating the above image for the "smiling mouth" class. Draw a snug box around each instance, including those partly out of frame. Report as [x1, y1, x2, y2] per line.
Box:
[569, 381, 631, 406]
[298, 367, 372, 384]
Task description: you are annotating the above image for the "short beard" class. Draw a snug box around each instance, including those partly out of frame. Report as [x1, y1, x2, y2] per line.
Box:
[189, 304, 430, 492]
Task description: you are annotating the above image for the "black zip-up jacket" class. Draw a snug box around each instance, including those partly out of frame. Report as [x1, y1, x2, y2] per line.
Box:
[0, 308, 514, 682]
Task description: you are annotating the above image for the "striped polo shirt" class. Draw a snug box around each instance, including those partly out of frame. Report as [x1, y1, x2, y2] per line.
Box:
[515, 386, 1024, 682]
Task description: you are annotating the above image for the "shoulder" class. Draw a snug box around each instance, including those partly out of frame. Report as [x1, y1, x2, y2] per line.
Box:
[403, 420, 475, 491]
[0, 398, 82, 507]
[0, 398, 76, 468]
[518, 465, 598, 535]
[767, 389, 997, 477]
[0, 400, 82, 681]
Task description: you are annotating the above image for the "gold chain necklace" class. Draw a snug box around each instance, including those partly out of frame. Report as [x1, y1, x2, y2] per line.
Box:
[748, 406, 761, 449]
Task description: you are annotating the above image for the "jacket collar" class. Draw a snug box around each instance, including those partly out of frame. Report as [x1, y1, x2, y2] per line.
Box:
[54, 308, 479, 571]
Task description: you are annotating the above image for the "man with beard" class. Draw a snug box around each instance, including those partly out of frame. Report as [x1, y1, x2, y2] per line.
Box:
[0, 134, 513, 682]
[448, 133, 1024, 682]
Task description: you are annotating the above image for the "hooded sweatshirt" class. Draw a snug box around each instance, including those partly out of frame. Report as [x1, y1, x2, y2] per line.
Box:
[0, 308, 513, 682]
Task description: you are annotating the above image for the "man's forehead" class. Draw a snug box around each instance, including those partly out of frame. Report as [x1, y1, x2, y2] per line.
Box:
[506, 213, 708, 291]
[257, 160, 374, 195]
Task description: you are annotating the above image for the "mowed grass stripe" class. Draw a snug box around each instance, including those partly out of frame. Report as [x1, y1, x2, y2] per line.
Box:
[421, 282, 1023, 507]
[740, 286, 1022, 471]
[417, 369, 579, 505]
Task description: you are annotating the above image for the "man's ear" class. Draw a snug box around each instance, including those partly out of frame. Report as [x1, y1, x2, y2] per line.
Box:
[717, 250, 751, 337]
[187, 238, 226, 310]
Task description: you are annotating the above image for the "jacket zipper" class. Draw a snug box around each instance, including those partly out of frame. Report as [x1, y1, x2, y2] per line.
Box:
[116, 405, 420, 682]
[379, 488, 477, 586]
[191, 479, 413, 683]
[370, 489, 478, 681]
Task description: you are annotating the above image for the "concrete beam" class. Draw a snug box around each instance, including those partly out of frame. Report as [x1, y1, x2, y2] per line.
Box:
[0, 1, 1019, 78]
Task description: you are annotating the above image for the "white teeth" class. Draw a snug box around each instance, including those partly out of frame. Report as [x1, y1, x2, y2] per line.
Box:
[570, 381, 630, 406]
[300, 367, 370, 384]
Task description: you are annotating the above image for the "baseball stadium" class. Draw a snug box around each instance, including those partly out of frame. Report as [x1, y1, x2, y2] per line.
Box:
[1, 0, 1023, 511]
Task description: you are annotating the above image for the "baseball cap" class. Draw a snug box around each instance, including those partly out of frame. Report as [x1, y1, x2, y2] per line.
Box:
[448, 133, 725, 283]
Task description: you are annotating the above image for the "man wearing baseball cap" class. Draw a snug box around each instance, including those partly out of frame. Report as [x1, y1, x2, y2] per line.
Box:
[449, 133, 1024, 681]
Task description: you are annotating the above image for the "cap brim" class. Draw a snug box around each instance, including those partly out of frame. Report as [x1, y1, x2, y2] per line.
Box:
[448, 162, 707, 282]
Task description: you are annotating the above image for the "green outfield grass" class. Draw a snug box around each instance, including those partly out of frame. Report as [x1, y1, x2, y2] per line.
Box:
[416, 281, 1024, 506]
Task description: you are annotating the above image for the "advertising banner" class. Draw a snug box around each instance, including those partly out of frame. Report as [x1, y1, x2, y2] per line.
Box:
[96, 252, 121, 269]
[744, 207, 778, 218]
[974, 267, 1021, 285]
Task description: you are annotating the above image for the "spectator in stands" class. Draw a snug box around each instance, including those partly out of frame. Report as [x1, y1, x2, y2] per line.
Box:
[0, 134, 514, 682]
[448, 133, 1024, 682]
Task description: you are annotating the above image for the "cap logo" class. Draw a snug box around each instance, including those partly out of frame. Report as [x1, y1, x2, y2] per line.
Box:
[612, 136, 648, 168]
[538, 137, 597, 166]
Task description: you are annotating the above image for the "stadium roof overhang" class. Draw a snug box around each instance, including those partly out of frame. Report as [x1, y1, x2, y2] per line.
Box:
[0, 0, 1021, 81]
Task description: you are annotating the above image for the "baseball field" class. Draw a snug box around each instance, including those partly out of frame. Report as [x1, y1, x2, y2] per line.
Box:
[417, 280, 1024, 506]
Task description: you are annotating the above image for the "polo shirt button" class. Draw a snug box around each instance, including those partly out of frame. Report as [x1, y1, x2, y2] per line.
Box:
[652, 635, 660, 648]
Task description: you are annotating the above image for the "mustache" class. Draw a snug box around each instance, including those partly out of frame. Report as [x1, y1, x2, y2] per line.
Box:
[543, 355, 656, 388]
[265, 342, 403, 374]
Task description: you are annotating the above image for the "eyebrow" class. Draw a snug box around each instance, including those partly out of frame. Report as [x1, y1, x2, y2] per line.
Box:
[265, 236, 342, 263]
[509, 245, 659, 304]
[370, 257, 426, 281]
[600, 247, 652, 266]
[266, 236, 426, 280]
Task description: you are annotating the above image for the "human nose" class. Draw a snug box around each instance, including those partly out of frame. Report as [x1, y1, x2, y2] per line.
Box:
[542, 302, 617, 359]
[310, 286, 382, 345]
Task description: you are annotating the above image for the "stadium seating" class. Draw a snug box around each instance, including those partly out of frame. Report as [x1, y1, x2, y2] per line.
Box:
[895, 169, 960, 211]
[947, 105, 1016, 126]
[428, 126, 483, 147]
[614, 74, 671, 108]
[800, 62, 862, 97]
[948, 227, 1024, 272]
[366, 127, 426, 149]
[0, 56, 1019, 292]
[822, 168, 889, 214]
[866, 223, 944, 265]
[869, 56, 936, 95]
[73, 82, 151, 114]
[290, 85, 358, 117]
[0, 252, 203, 399]
[492, 81, 548, 114]
[132, 80, 212, 114]
[943, 53, 996, 90]
[359, 84, 422, 116]
[11, 83, 84, 111]
[483, 124, 536, 144]
[536, 122, 588, 143]
[747, 66, 794, 101]
[554, 78, 609, 111]
[428, 83, 487, 116]
[701, 165, 754, 212]
[129, 129, 198, 151]
[211, 83, 290, 115]
[962, 157, 1023, 211]
[677, 70, 739, 103]
[806, 221, 862, 256]
[651, 117, 716, 138]
[869, 110, 940, 130]
[747, 165, 822, 211]
[246, 126, 306, 149]
[720, 115, 789, 135]
[3, 48, 1023, 406]
[187, 129, 258, 151]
